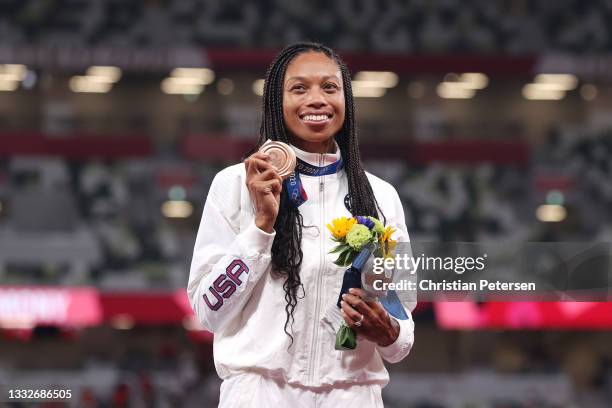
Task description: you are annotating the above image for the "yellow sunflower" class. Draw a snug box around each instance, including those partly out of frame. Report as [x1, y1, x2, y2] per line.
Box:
[326, 217, 357, 239]
[379, 225, 397, 258]
[380, 225, 396, 243]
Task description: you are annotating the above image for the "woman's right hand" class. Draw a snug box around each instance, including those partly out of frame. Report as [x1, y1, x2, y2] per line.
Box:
[244, 152, 283, 233]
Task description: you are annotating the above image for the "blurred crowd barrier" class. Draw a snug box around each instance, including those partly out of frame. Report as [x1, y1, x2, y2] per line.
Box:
[2, 0, 612, 53]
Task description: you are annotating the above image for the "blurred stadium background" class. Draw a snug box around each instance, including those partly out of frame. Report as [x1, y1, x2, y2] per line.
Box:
[1, 0, 612, 407]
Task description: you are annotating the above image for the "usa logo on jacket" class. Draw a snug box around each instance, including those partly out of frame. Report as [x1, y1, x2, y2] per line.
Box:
[203, 259, 249, 311]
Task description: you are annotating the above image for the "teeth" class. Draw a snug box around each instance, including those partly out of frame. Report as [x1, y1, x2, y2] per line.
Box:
[303, 115, 328, 122]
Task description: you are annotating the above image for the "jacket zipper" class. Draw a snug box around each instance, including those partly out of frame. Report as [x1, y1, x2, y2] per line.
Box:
[308, 153, 325, 385]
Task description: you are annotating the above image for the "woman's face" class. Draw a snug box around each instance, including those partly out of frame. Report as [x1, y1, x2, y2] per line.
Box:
[283, 52, 345, 153]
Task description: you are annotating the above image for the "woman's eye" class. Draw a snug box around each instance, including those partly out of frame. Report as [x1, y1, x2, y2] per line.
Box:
[324, 83, 339, 91]
[291, 84, 306, 92]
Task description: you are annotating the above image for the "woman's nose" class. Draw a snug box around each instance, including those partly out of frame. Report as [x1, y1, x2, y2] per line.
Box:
[306, 89, 328, 107]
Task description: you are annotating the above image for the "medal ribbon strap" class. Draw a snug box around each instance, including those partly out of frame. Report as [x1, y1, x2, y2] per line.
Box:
[285, 172, 309, 207]
[380, 289, 409, 320]
[285, 157, 344, 207]
[295, 157, 344, 176]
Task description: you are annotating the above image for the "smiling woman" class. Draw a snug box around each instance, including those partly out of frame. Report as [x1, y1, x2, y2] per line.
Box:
[188, 42, 416, 407]
[282, 52, 346, 154]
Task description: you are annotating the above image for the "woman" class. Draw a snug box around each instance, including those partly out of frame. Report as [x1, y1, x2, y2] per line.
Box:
[188, 42, 415, 407]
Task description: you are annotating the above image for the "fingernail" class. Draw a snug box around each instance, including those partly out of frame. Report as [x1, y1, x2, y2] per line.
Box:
[342, 294, 347, 299]
[340, 301, 345, 306]
[349, 288, 355, 294]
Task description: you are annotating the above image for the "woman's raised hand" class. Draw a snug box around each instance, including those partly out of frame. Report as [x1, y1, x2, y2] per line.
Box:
[244, 152, 283, 233]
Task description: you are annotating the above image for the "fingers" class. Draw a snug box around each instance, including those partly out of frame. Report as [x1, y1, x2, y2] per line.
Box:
[340, 300, 363, 328]
[252, 179, 282, 195]
[341, 288, 393, 331]
[348, 288, 367, 298]
[245, 153, 274, 176]
[258, 168, 283, 185]
[245, 155, 281, 184]
[341, 289, 374, 330]
[342, 291, 375, 318]
[270, 178, 282, 195]
[354, 288, 386, 312]
[341, 289, 398, 345]
[245, 156, 282, 197]
[347, 288, 388, 318]
[248, 152, 272, 164]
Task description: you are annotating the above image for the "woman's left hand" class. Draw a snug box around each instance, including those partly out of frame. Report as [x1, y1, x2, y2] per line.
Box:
[341, 288, 400, 347]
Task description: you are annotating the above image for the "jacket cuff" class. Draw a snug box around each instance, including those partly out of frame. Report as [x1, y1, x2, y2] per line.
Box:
[236, 222, 275, 258]
[376, 314, 415, 363]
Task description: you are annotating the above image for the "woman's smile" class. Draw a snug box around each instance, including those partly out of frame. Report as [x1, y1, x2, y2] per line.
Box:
[299, 110, 333, 129]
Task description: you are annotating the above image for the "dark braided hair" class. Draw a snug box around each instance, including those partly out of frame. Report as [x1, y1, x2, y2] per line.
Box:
[252, 42, 384, 343]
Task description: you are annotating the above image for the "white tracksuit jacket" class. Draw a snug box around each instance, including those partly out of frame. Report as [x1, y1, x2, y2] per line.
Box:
[188, 143, 415, 388]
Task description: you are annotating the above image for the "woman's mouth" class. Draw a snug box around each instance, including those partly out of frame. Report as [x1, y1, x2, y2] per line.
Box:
[300, 113, 332, 127]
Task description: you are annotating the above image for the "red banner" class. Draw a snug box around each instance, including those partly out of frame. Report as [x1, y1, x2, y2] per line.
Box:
[0, 133, 152, 158]
[2, 287, 610, 333]
[0, 287, 102, 328]
[435, 301, 612, 330]
[182, 134, 529, 165]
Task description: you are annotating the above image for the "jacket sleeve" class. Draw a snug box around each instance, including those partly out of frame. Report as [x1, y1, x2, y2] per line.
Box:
[187, 169, 275, 333]
[376, 184, 416, 363]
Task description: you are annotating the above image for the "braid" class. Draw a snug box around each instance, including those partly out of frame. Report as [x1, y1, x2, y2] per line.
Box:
[335, 64, 386, 223]
[251, 42, 385, 345]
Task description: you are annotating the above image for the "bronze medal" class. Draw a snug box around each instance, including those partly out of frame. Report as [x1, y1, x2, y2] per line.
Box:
[258, 141, 296, 179]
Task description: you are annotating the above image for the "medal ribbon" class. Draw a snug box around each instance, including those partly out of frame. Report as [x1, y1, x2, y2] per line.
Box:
[285, 157, 344, 207]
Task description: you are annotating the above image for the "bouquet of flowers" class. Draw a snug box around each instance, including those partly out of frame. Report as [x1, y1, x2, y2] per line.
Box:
[327, 216, 396, 266]
[326, 216, 397, 350]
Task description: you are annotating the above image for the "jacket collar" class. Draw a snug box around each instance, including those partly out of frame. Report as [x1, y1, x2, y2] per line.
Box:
[290, 141, 342, 168]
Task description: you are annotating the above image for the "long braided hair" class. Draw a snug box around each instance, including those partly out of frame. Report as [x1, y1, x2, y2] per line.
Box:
[253, 42, 384, 343]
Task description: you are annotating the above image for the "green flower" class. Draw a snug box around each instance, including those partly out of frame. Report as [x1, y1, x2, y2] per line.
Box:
[345, 224, 373, 251]
[367, 216, 385, 235]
